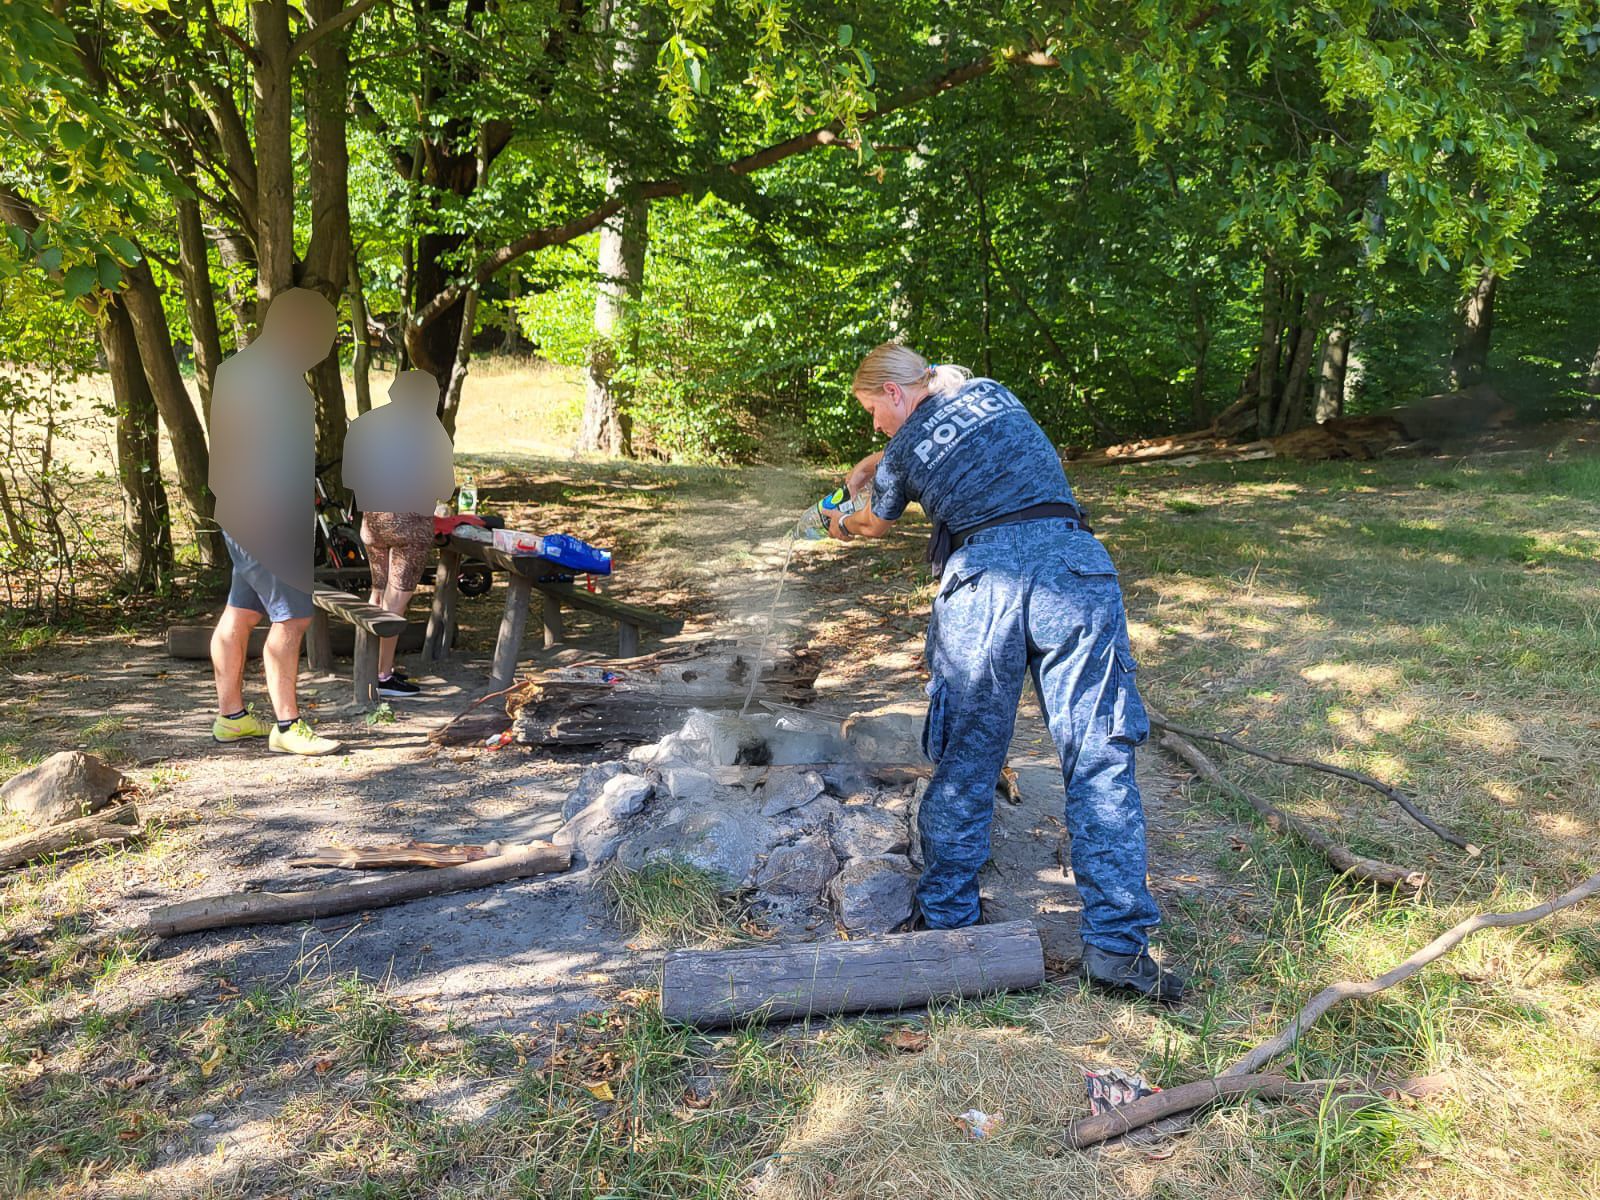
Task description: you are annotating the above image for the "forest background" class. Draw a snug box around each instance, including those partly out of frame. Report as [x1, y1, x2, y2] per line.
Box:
[2, 0, 1599, 605]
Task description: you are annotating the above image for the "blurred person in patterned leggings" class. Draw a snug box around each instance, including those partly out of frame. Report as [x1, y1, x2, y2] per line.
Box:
[344, 370, 456, 699]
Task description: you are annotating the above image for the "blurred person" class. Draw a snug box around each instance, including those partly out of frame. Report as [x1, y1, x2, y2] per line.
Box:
[208, 288, 340, 755]
[343, 369, 455, 697]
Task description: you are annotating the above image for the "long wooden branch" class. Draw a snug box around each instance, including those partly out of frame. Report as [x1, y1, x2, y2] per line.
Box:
[143, 841, 572, 937]
[1064, 1072, 1452, 1151]
[1224, 869, 1600, 1077]
[1148, 704, 1426, 889]
[1149, 713, 1470, 850]
[411, 52, 1052, 333]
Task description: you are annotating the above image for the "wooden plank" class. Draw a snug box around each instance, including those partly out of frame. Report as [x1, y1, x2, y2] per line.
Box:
[491, 574, 534, 687]
[542, 590, 564, 650]
[168, 623, 423, 661]
[617, 621, 639, 659]
[306, 610, 334, 671]
[1, 802, 140, 871]
[424, 548, 460, 662]
[661, 920, 1045, 1028]
[289, 840, 495, 869]
[312, 585, 407, 638]
[143, 841, 573, 938]
[535, 580, 682, 634]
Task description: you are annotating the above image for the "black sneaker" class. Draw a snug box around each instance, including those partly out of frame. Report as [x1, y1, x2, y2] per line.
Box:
[389, 664, 410, 681]
[1080, 944, 1187, 1003]
[376, 675, 421, 698]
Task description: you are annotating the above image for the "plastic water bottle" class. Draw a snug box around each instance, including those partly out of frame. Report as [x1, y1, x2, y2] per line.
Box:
[458, 473, 478, 514]
[795, 483, 869, 540]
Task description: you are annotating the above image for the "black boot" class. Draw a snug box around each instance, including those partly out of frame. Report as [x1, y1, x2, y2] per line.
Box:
[1079, 944, 1186, 1003]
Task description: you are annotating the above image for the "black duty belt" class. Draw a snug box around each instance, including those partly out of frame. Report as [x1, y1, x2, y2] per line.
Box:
[928, 502, 1093, 578]
[951, 502, 1093, 551]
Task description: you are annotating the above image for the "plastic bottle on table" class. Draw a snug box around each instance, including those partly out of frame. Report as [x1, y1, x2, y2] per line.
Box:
[458, 473, 478, 514]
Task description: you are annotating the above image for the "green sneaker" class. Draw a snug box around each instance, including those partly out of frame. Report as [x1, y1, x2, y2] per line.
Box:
[268, 718, 341, 757]
[213, 705, 273, 743]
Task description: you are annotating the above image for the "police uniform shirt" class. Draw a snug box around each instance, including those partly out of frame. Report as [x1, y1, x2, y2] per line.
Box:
[869, 378, 1078, 532]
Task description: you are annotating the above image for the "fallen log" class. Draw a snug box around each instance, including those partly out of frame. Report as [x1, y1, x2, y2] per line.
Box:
[1148, 705, 1426, 890]
[509, 639, 820, 747]
[1064, 1072, 1453, 1151]
[288, 840, 498, 869]
[0, 802, 140, 871]
[1149, 710, 1470, 851]
[144, 840, 572, 938]
[661, 919, 1044, 1028]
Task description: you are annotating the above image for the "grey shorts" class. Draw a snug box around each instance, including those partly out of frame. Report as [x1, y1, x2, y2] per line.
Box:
[225, 534, 314, 622]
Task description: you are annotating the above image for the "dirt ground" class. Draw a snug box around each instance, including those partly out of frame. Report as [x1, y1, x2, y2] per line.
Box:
[2, 458, 1222, 1034]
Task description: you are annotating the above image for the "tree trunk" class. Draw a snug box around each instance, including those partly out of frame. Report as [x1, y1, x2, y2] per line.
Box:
[1273, 291, 1326, 435]
[1449, 267, 1496, 388]
[174, 190, 224, 428]
[214, 227, 260, 341]
[251, 0, 295, 306]
[350, 257, 374, 414]
[98, 300, 173, 589]
[502, 272, 523, 354]
[1190, 288, 1210, 428]
[301, 0, 356, 469]
[119, 260, 223, 566]
[973, 174, 993, 377]
[578, 4, 644, 457]
[1253, 261, 1284, 435]
[1315, 319, 1351, 422]
[579, 197, 645, 455]
[440, 283, 479, 439]
[410, 231, 470, 402]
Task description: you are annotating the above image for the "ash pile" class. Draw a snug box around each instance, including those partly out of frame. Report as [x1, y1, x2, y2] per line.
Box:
[552, 705, 932, 935]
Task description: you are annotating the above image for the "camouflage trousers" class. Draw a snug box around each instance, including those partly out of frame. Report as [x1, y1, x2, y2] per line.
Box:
[918, 519, 1162, 954]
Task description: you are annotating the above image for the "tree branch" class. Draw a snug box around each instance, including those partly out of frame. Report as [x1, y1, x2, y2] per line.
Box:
[411, 52, 1041, 333]
[290, 0, 387, 61]
[1148, 712, 1472, 851]
[1064, 1072, 1452, 1151]
[211, 18, 260, 67]
[1224, 870, 1600, 1077]
[1149, 703, 1426, 890]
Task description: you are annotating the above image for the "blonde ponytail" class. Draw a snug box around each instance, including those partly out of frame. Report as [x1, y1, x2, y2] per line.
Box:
[853, 343, 971, 398]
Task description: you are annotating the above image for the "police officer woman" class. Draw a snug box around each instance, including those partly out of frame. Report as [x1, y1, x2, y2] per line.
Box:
[829, 343, 1184, 1002]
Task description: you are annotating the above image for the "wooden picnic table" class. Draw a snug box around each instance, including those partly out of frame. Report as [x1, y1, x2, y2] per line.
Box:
[423, 534, 683, 686]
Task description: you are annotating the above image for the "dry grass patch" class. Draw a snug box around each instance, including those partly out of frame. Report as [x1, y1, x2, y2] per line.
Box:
[757, 992, 1280, 1200]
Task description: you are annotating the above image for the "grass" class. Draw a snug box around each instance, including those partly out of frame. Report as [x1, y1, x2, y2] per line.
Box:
[604, 861, 752, 948]
[3, 387, 1600, 1197]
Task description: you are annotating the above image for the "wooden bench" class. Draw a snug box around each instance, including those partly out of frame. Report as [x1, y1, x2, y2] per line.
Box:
[306, 585, 409, 705]
[424, 535, 684, 687]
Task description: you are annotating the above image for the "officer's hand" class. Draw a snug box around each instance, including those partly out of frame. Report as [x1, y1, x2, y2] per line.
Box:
[826, 506, 850, 541]
[846, 452, 883, 496]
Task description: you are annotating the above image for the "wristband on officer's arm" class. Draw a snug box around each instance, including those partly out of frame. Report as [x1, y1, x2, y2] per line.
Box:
[836, 512, 854, 540]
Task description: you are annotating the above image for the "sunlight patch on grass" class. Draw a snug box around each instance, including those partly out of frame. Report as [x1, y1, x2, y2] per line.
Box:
[1300, 661, 1404, 697]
